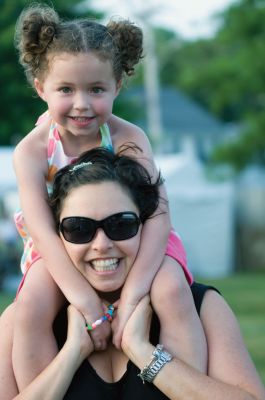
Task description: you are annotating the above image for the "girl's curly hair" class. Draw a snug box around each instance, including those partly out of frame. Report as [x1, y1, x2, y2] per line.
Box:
[15, 3, 143, 85]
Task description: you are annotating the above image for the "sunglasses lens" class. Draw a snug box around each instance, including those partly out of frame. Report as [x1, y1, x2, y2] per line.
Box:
[60, 217, 95, 244]
[104, 213, 140, 240]
[60, 213, 140, 244]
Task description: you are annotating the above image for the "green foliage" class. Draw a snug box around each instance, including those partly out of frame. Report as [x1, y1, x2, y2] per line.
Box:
[164, 0, 265, 122]
[157, 0, 265, 170]
[0, 0, 102, 145]
[212, 113, 265, 170]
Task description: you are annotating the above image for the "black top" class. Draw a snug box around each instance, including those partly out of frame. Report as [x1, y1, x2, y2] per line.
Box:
[53, 282, 220, 400]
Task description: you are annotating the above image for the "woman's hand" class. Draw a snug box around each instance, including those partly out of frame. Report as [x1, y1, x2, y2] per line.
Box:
[111, 300, 137, 349]
[65, 305, 94, 363]
[121, 296, 154, 366]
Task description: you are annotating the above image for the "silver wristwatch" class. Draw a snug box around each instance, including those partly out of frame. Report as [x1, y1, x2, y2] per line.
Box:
[138, 344, 173, 383]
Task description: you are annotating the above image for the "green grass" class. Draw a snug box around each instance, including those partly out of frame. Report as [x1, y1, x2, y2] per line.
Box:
[0, 292, 14, 312]
[0, 272, 264, 385]
[198, 272, 265, 385]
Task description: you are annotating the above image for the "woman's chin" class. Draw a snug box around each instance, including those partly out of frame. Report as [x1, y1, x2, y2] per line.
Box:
[86, 265, 128, 295]
[93, 280, 123, 294]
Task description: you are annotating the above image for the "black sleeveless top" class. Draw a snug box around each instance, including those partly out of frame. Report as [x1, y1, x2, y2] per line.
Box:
[53, 282, 220, 400]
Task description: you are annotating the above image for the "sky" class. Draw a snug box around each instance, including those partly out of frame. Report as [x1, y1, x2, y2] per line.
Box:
[89, 0, 237, 39]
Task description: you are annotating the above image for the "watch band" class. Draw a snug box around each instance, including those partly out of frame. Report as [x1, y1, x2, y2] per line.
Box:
[138, 344, 173, 384]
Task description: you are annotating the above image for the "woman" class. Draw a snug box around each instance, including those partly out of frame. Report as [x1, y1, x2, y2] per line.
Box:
[0, 147, 264, 399]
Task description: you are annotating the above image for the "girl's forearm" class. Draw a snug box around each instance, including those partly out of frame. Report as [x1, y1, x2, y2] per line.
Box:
[121, 213, 170, 302]
[38, 234, 102, 317]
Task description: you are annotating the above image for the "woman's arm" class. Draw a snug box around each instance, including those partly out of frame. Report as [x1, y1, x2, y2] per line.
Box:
[122, 295, 265, 400]
[200, 290, 265, 399]
[14, 306, 93, 400]
[13, 130, 109, 347]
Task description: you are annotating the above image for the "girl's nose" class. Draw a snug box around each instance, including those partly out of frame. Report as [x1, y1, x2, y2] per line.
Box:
[91, 228, 114, 251]
[74, 92, 90, 111]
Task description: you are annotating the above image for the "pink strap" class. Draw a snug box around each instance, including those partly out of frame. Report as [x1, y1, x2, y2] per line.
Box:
[165, 231, 193, 285]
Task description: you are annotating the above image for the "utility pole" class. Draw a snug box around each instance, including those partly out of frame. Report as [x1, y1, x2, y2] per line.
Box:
[141, 21, 163, 149]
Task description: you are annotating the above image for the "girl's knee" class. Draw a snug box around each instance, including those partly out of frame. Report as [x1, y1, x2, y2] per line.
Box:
[0, 303, 16, 327]
[152, 258, 190, 301]
[15, 285, 60, 327]
[151, 259, 195, 318]
[15, 290, 42, 326]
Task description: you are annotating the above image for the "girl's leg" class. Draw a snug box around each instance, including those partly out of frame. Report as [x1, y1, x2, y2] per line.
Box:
[12, 259, 65, 390]
[151, 256, 207, 372]
[0, 303, 19, 400]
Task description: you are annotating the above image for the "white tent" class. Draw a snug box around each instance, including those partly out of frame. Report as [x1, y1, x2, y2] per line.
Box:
[155, 150, 235, 278]
[0, 147, 19, 217]
[0, 147, 17, 191]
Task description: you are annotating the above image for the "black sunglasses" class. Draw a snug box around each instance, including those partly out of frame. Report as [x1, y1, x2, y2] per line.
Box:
[59, 212, 141, 244]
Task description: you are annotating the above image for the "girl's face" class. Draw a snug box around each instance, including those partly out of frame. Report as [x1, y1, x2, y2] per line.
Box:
[35, 52, 120, 143]
[59, 181, 142, 293]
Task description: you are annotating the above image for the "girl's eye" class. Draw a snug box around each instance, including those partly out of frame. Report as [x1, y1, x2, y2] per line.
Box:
[59, 87, 72, 94]
[91, 87, 104, 94]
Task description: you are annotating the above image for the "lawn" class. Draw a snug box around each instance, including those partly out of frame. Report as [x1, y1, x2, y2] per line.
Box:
[0, 272, 264, 385]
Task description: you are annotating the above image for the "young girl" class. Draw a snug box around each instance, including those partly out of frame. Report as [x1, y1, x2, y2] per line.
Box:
[11, 2, 206, 390]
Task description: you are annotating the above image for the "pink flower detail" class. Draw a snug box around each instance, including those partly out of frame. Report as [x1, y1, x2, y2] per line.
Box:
[47, 138, 56, 158]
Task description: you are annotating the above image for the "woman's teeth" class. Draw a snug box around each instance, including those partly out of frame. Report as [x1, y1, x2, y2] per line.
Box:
[90, 258, 119, 272]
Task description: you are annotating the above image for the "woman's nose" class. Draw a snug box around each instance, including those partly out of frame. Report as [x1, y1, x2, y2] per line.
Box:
[91, 228, 114, 251]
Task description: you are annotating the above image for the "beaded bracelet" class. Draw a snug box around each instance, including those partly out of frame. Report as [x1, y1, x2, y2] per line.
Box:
[86, 305, 114, 331]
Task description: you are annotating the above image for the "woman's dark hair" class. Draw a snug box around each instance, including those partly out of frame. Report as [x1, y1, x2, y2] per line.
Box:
[15, 3, 143, 85]
[49, 146, 164, 227]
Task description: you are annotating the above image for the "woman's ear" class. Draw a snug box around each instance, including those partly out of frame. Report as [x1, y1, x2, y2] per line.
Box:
[34, 78, 46, 101]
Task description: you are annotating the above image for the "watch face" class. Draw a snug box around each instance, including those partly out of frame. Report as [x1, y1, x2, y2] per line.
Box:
[153, 344, 163, 357]
[165, 353, 172, 361]
[153, 349, 160, 357]
[138, 345, 172, 384]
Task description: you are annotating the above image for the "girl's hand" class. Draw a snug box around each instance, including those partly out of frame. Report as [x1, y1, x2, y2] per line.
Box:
[79, 301, 112, 351]
[66, 305, 94, 362]
[121, 296, 152, 362]
[88, 321, 111, 351]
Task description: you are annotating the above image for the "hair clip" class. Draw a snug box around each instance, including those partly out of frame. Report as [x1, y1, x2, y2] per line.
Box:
[69, 161, 92, 173]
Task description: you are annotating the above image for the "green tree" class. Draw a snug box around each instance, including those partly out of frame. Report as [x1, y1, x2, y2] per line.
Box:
[0, 0, 101, 145]
[158, 0, 265, 169]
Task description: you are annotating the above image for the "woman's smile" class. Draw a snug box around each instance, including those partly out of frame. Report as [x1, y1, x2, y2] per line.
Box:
[60, 181, 141, 293]
[88, 257, 120, 273]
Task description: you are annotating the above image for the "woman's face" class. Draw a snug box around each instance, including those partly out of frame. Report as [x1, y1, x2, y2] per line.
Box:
[59, 181, 142, 293]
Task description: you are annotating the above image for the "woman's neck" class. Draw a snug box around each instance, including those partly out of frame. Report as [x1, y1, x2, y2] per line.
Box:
[97, 288, 122, 305]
